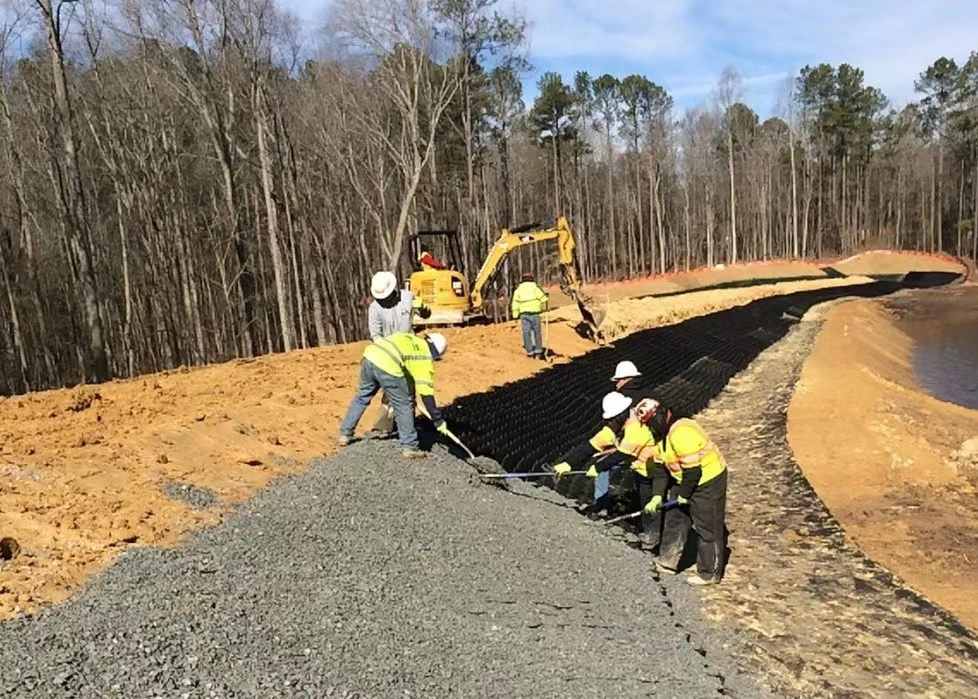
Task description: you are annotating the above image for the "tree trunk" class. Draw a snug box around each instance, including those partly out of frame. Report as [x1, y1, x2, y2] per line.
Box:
[726, 128, 737, 263]
[39, 0, 109, 382]
[790, 128, 799, 257]
[254, 79, 293, 353]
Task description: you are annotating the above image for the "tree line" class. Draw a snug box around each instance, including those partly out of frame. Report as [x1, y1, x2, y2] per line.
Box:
[0, 0, 975, 396]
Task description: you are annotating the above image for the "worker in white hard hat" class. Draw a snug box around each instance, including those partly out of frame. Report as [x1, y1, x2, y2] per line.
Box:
[366, 270, 432, 438]
[339, 330, 450, 459]
[552, 361, 669, 550]
[554, 391, 662, 542]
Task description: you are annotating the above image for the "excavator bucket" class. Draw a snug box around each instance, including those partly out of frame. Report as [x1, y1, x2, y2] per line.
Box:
[572, 292, 606, 343]
[556, 270, 605, 343]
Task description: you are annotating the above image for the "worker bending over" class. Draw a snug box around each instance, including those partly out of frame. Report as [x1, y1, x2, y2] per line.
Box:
[367, 271, 432, 437]
[553, 361, 667, 535]
[339, 331, 449, 459]
[510, 272, 549, 359]
[554, 390, 663, 551]
[642, 399, 728, 585]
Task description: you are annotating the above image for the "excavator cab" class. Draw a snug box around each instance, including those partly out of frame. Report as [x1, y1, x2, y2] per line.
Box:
[407, 231, 477, 325]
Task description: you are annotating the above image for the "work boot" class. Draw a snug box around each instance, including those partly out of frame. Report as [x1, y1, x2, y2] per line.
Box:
[652, 557, 679, 575]
[638, 533, 658, 552]
[687, 573, 718, 586]
[338, 434, 356, 447]
[365, 429, 396, 440]
[401, 447, 427, 459]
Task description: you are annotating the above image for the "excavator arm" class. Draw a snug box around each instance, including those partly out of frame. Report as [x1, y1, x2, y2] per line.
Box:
[469, 216, 605, 341]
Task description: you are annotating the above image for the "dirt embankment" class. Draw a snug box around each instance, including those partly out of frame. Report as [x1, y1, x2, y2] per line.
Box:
[0, 251, 966, 620]
[788, 290, 978, 631]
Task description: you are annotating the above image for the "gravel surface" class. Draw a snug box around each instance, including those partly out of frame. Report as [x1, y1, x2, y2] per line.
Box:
[0, 440, 763, 699]
[163, 481, 218, 510]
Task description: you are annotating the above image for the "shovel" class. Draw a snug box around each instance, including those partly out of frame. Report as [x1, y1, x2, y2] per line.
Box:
[479, 470, 588, 480]
[439, 425, 475, 460]
[416, 402, 476, 460]
[601, 499, 680, 526]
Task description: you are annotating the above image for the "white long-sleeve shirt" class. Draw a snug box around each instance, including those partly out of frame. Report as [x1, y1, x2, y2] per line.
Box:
[368, 289, 419, 340]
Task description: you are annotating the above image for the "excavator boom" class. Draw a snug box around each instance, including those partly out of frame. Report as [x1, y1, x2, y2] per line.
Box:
[470, 216, 605, 341]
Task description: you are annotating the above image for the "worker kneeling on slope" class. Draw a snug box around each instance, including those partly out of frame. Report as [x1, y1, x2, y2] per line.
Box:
[510, 272, 549, 359]
[554, 390, 663, 551]
[642, 399, 728, 586]
[338, 331, 449, 459]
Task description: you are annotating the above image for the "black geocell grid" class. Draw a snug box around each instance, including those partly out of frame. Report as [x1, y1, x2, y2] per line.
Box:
[442, 273, 962, 507]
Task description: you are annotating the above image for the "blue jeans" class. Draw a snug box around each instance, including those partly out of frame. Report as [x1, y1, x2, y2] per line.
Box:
[593, 469, 611, 504]
[520, 313, 543, 356]
[340, 360, 418, 448]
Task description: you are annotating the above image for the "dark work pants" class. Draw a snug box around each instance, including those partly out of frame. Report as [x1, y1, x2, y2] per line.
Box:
[658, 469, 727, 580]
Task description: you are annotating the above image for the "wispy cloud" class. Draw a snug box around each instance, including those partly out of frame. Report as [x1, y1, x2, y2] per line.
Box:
[280, 0, 978, 113]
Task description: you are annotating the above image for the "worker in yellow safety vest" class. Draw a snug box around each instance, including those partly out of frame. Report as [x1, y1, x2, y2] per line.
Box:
[338, 331, 450, 459]
[641, 398, 728, 585]
[553, 391, 664, 550]
[510, 272, 549, 359]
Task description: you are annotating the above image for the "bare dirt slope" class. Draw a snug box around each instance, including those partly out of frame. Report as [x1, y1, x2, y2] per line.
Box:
[0, 251, 966, 619]
[788, 288, 978, 631]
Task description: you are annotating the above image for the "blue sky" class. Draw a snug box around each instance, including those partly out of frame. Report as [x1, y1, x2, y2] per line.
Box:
[282, 0, 978, 118]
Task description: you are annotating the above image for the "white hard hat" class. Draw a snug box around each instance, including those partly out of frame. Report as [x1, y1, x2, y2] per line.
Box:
[601, 391, 633, 419]
[370, 271, 398, 300]
[426, 332, 447, 358]
[611, 360, 641, 381]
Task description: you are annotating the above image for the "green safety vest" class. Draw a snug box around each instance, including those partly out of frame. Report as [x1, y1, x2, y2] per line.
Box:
[511, 281, 548, 317]
[363, 332, 436, 396]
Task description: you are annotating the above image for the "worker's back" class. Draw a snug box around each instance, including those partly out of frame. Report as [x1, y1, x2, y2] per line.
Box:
[511, 280, 547, 315]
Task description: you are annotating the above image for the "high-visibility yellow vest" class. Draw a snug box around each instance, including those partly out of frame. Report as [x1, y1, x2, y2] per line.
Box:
[652, 418, 726, 486]
[588, 416, 655, 478]
[616, 417, 657, 478]
[511, 281, 548, 317]
[363, 333, 436, 397]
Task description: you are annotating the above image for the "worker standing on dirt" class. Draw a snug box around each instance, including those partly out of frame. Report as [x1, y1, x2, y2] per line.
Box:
[510, 272, 549, 359]
[338, 331, 449, 459]
[366, 271, 432, 438]
[642, 400, 728, 585]
[554, 391, 661, 545]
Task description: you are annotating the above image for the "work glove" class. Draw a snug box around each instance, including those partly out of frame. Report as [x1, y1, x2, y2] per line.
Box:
[435, 421, 450, 436]
[675, 495, 689, 506]
[585, 465, 599, 478]
[552, 462, 571, 478]
[644, 495, 663, 514]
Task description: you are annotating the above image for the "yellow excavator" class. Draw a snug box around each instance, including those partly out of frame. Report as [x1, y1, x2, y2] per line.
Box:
[406, 216, 606, 342]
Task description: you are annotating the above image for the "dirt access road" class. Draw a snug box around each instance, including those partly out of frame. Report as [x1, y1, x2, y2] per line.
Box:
[0, 251, 966, 619]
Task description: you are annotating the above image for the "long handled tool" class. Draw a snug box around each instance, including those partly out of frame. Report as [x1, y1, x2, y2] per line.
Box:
[602, 499, 680, 526]
[439, 426, 475, 460]
[417, 402, 476, 460]
[479, 470, 588, 480]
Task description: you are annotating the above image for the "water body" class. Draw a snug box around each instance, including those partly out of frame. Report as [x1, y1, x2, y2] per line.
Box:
[893, 286, 978, 410]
